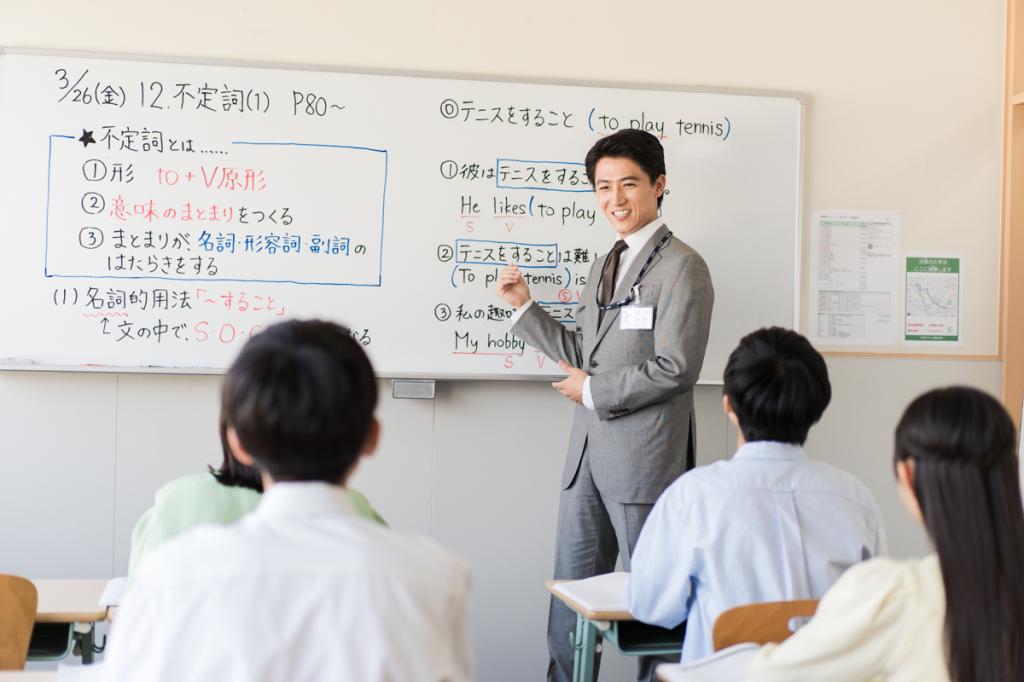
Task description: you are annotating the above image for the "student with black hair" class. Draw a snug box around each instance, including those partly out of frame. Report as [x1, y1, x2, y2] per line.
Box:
[104, 320, 473, 682]
[126, 418, 385, 576]
[627, 327, 885, 663]
[743, 386, 1024, 681]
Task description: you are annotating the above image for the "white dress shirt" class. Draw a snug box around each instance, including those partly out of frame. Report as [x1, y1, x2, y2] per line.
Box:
[744, 555, 946, 682]
[103, 482, 473, 682]
[626, 441, 886, 662]
[510, 218, 664, 409]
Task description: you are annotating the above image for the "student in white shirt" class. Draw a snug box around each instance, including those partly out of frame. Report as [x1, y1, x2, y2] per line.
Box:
[627, 327, 886, 663]
[103, 319, 473, 682]
[742, 386, 1024, 682]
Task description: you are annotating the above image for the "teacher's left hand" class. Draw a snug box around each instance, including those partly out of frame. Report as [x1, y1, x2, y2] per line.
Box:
[552, 360, 588, 404]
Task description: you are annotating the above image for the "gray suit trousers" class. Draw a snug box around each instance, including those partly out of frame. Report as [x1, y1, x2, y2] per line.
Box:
[547, 449, 673, 682]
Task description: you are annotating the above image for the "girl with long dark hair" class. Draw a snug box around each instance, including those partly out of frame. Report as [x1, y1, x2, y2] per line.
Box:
[743, 386, 1024, 681]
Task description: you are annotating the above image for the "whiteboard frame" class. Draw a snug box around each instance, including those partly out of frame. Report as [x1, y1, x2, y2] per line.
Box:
[0, 46, 804, 383]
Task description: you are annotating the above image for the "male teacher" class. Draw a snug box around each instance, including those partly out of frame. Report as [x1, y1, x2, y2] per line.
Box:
[497, 129, 714, 682]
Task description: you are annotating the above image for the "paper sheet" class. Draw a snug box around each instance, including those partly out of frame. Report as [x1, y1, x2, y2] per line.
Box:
[903, 254, 962, 345]
[99, 577, 127, 607]
[810, 211, 900, 346]
[550, 571, 629, 613]
[655, 643, 760, 681]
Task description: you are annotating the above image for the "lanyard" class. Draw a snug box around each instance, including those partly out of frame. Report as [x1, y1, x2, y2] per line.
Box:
[597, 231, 673, 311]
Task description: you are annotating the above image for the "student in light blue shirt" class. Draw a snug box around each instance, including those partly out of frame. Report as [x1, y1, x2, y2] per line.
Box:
[626, 327, 886, 663]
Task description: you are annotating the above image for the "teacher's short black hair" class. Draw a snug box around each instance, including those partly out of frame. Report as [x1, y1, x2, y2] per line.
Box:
[585, 129, 667, 207]
[221, 319, 378, 484]
[723, 327, 830, 445]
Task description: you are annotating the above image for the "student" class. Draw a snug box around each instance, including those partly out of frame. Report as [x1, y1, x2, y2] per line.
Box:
[627, 327, 886, 663]
[127, 420, 385, 576]
[743, 386, 1024, 682]
[103, 320, 473, 682]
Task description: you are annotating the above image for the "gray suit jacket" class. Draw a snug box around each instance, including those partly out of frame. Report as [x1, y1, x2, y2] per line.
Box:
[512, 224, 714, 504]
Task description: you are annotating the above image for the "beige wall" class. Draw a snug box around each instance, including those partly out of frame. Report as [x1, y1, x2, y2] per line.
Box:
[0, 2, 1005, 679]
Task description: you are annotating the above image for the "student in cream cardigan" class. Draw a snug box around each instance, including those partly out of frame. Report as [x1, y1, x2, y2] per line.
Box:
[744, 386, 1024, 682]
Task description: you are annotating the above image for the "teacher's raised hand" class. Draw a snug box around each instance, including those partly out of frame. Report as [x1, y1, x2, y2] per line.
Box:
[496, 263, 532, 308]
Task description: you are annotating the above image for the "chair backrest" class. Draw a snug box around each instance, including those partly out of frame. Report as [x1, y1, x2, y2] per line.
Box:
[712, 599, 819, 652]
[0, 575, 38, 670]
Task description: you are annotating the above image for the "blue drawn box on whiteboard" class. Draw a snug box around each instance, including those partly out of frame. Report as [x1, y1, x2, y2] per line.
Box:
[454, 238, 560, 269]
[495, 158, 590, 193]
[43, 136, 389, 287]
[536, 299, 579, 325]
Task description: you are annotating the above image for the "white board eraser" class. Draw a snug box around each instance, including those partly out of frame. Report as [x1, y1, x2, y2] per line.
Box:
[392, 379, 436, 400]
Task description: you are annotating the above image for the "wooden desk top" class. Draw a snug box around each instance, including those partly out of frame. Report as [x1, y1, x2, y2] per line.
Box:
[31, 579, 109, 623]
[546, 579, 634, 621]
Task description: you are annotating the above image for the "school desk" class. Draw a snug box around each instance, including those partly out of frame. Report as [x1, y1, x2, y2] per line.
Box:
[547, 577, 684, 682]
[29, 581, 108, 665]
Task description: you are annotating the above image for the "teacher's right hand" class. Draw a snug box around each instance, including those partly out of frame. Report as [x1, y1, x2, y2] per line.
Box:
[497, 263, 531, 308]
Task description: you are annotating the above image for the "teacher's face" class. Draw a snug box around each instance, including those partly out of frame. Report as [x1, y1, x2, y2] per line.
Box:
[593, 156, 665, 239]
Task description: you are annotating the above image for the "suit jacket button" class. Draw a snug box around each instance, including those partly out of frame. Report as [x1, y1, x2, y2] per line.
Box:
[590, 360, 598, 368]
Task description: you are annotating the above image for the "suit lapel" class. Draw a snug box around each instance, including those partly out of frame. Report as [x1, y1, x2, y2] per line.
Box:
[589, 224, 669, 355]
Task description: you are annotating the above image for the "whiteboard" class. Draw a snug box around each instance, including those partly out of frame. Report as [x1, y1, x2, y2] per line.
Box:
[0, 49, 801, 381]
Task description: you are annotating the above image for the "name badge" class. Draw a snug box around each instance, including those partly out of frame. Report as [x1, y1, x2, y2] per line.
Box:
[620, 305, 654, 330]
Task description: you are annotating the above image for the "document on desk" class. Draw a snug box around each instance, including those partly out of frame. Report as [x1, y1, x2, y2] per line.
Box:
[99, 577, 128, 607]
[656, 643, 759, 682]
[551, 571, 629, 613]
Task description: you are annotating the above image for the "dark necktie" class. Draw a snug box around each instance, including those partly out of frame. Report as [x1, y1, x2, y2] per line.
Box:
[598, 240, 629, 325]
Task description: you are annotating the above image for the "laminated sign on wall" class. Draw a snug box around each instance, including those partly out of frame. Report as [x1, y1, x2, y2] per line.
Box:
[904, 255, 961, 345]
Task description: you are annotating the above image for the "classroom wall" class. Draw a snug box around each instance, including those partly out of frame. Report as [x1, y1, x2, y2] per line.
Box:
[0, 2, 1005, 680]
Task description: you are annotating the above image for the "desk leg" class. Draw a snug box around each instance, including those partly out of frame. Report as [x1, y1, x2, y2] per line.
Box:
[572, 614, 598, 682]
[75, 624, 95, 664]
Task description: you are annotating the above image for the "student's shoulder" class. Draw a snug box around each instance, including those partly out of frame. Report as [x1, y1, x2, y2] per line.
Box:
[831, 555, 942, 604]
[153, 472, 257, 504]
[132, 520, 245, 585]
[376, 525, 468, 572]
[347, 488, 386, 525]
[658, 459, 739, 505]
[152, 472, 215, 500]
[686, 456, 755, 485]
[798, 459, 881, 509]
[355, 524, 471, 595]
[151, 472, 260, 525]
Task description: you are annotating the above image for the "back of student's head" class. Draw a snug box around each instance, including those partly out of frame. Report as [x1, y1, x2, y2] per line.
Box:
[722, 327, 830, 445]
[894, 386, 1024, 682]
[221, 319, 378, 484]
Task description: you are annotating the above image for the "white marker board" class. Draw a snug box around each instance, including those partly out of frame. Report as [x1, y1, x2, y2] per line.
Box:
[0, 49, 801, 381]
